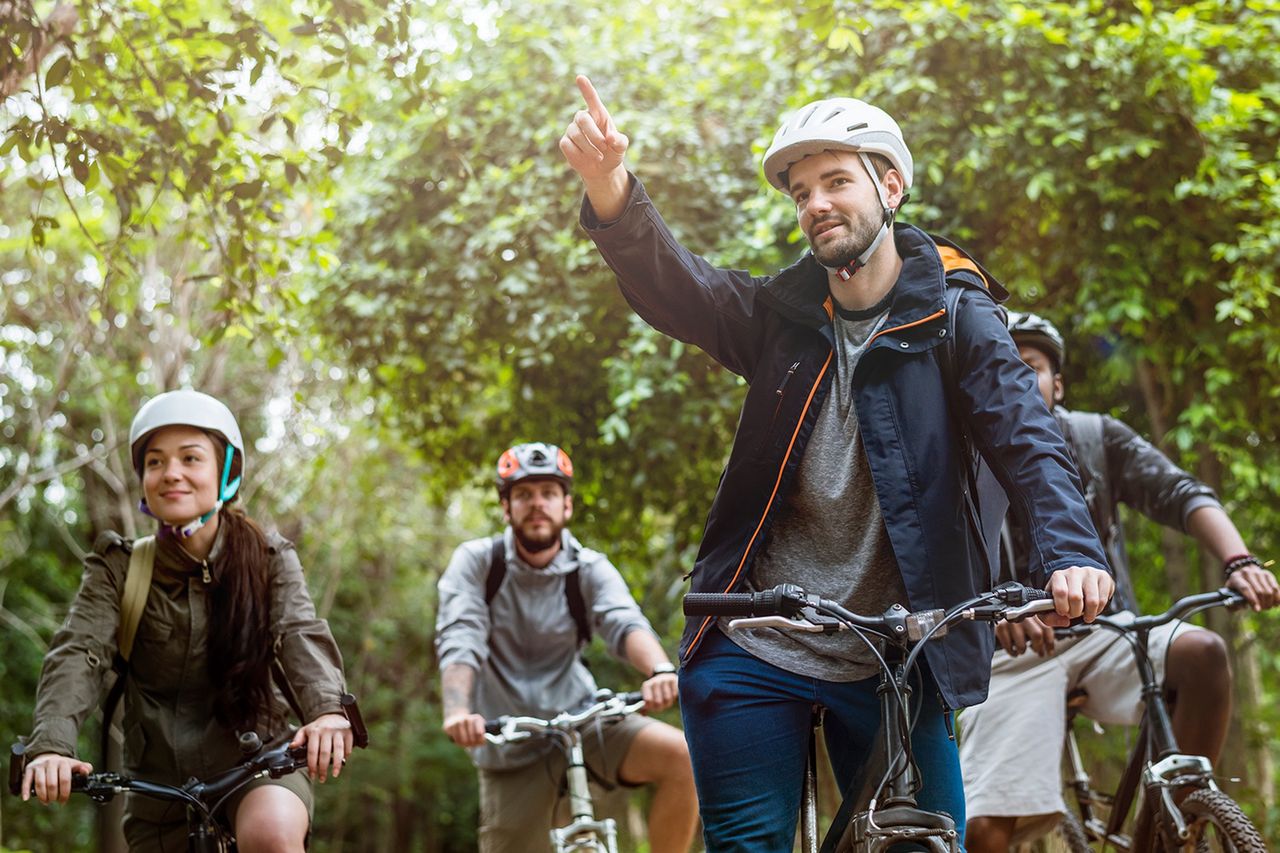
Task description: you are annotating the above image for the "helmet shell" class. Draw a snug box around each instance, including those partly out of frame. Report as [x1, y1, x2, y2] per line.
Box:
[763, 97, 913, 193]
[1007, 311, 1066, 370]
[495, 443, 574, 496]
[129, 390, 246, 479]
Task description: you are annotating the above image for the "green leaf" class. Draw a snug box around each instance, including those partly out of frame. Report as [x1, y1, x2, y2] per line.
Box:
[44, 55, 71, 90]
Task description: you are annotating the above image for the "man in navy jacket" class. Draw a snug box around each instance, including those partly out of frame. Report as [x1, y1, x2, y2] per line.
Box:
[560, 76, 1113, 851]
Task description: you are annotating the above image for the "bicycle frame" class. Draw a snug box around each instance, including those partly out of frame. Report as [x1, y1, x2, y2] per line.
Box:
[1061, 590, 1240, 850]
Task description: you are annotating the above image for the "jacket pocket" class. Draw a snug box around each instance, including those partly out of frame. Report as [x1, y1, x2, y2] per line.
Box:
[135, 615, 174, 646]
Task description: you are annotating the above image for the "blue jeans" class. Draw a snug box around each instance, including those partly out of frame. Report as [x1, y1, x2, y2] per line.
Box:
[679, 627, 965, 852]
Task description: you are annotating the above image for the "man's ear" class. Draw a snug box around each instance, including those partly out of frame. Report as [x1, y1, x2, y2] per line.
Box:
[882, 168, 906, 211]
[563, 493, 574, 522]
[501, 497, 511, 525]
[1053, 374, 1065, 405]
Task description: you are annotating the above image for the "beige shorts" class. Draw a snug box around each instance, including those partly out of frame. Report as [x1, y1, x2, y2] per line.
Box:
[123, 771, 312, 852]
[957, 617, 1202, 844]
[478, 714, 653, 853]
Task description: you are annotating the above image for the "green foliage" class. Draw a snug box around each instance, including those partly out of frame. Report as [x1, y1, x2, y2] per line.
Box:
[4, 0, 1280, 848]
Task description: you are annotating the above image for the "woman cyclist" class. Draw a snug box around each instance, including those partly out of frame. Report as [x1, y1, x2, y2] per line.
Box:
[20, 389, 352, 852]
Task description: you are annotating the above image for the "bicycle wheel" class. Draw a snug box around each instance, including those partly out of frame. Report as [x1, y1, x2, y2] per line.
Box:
[1181, 790, 1265, 853]
[1056, 810, 1093, 853]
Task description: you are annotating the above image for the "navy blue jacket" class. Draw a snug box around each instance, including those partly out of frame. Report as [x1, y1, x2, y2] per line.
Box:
[581, 177, 1108, 708]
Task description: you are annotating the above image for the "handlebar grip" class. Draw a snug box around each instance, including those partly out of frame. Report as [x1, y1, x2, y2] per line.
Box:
[484, 718, 504, 735]
[8, 741, 27, 796]
[621, 691, 645, 705]
[340, 693, 370, 749]
[1022, 588, 1053, 601]
[683, 592, 762, 617]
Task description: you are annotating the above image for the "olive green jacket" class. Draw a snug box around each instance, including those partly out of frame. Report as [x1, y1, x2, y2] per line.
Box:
[26, 526, 346, 819]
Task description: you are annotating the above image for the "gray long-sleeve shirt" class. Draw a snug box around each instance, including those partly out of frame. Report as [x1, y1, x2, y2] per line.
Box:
[434, 527, 656, 770]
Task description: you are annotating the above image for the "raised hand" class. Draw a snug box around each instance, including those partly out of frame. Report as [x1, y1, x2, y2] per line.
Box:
[559, 75, 631, 221]
[560, 75, 629, 179]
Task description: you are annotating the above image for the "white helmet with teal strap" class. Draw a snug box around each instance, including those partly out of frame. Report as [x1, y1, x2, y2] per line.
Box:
[129, 390, 245, 538]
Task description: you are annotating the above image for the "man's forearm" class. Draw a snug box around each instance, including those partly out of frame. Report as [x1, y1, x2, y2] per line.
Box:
[441, 664, 477, 718]
[622, 628, 673, 677]
[1185, 505, 1248, 565]
[582, 167, 632, 223]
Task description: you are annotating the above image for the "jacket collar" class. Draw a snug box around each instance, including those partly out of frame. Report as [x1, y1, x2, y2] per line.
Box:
[758, 224, 1006, 331]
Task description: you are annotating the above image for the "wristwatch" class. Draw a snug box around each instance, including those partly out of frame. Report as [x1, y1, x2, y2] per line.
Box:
[648, 663, 676, 678]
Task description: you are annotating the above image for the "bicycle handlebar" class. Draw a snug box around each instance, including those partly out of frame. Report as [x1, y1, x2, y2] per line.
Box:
[483, 690, 646, 745]
[1055, 588, 1246, 640]
[683, 583, 1055, 642]
[10, 692, 370, 801]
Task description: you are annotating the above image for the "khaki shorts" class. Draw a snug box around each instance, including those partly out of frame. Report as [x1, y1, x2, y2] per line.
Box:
[123, 771, 313, 852]
[478, 714, 653, 853]
[957, 616, 1202, 845]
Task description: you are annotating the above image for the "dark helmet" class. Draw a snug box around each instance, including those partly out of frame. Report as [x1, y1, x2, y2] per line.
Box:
[495, 443, 574, 497]
[1007, 311, 1065, 371]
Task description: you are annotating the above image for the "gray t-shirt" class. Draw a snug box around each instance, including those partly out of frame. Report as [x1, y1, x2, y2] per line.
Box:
[722, 306, 907, 681]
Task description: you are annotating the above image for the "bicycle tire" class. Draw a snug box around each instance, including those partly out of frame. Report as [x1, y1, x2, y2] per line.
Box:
[1182, 789, 1265, 853]
[1057, 809, 1093, 853]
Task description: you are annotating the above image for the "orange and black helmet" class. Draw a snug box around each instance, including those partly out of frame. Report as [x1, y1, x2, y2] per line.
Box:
[495, 443, 574, 497]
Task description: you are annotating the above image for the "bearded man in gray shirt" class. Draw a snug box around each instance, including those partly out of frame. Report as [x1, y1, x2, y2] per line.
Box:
[435, 442, 697, 853]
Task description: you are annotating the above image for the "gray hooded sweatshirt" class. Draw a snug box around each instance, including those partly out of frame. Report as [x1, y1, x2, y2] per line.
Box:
[434, 527, 656, 770]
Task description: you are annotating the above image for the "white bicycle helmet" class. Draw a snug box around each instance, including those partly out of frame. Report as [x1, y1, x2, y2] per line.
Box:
[763, 98, 914, 280]
[1007, 311, 1066, 370]
[129, 390, 245, 537]
[762, 97, 913, 193]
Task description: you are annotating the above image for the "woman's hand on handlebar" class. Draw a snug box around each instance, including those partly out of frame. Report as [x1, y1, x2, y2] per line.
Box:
[1226, 563, 1280, 612]
[1041, 566, 1114, 627]
[641, 672, 678, 712]
[443, 711, 488, 749]
[290, 712, 352, 782]
[21, 753, 92, 804]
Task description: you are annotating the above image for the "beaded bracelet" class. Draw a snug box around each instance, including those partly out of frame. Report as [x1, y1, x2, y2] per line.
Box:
[1223, 554, 1265, 578]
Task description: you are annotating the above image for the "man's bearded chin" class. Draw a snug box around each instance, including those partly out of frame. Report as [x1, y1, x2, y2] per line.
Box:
[810, 216, 881, 269]
[514, 524, 561, 554]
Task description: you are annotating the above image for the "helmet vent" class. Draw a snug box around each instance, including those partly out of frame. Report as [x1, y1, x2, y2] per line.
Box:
[796, 104, 821, 128]
[845, 122, 869, 132]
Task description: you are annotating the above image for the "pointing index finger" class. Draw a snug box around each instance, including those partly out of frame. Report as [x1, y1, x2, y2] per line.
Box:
[576, 74, 610, 129]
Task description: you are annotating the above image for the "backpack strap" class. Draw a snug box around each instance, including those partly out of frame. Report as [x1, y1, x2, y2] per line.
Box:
[941, 282, 1009, 586]
[1059, 409, 1108, 530]
[484, 534, 507, 604]
[484, 533, 591, 645]
[118, 535, 156, 662]
[563, 567, 591, 646]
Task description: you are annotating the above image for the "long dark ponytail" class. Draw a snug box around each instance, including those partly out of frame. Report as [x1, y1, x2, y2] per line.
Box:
[206, 498, 274, 731]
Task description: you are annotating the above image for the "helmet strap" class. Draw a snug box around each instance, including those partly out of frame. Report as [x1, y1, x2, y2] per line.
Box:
[827, 154, 904, 282]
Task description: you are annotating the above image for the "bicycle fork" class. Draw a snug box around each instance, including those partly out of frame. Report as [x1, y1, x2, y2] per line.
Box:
[550, 733, 619, 853]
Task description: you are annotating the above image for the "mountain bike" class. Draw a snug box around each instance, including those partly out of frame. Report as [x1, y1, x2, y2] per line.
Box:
[1053, 589, 1266, 853]
[484, 688, 646, 853]
[9, 693, 370, 852]
[683, 582, 1056, 853]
